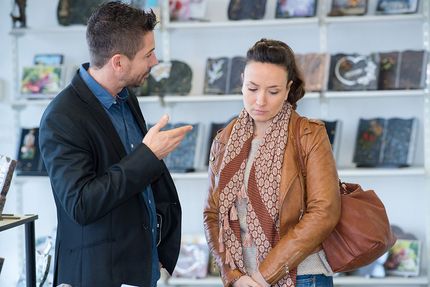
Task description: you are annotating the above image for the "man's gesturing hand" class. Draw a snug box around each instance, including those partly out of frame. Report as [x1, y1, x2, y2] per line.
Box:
[143, 114, 193, 159]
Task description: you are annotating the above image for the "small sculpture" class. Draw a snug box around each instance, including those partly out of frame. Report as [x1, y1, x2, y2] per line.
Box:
[351, 252, 389, 278]
[10, 0, 27, 28]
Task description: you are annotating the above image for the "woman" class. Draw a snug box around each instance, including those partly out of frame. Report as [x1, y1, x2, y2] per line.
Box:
[203, 39, 341, 287]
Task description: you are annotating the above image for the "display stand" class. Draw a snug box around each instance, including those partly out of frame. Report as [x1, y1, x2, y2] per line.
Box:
[0, 214, 38, 287]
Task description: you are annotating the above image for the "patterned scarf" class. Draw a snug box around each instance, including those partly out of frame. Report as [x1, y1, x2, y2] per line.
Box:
[217, 102, 296, 287]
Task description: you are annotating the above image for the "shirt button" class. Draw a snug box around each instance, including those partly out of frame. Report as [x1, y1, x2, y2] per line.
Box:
[131, 144, 134, 149]
[149, 200, 151, 204]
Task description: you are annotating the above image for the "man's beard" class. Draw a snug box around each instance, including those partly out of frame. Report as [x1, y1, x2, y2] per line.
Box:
[129, 68, 151, 88]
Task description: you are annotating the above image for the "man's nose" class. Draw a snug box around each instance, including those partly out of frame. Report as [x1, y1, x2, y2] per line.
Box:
[150, 53, 159, 67]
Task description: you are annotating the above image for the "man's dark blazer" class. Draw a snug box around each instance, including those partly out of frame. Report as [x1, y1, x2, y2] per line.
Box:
[39, 71, 182, 287]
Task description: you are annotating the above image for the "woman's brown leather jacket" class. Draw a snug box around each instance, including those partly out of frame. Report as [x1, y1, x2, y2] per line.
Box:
[203, 110, 341, 286]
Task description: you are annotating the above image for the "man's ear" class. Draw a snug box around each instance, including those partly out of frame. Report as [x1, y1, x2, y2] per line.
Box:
[111, 54, 123, 71]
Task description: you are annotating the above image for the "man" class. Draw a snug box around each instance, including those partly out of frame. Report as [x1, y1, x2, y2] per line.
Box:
[39, 2, 192, 286]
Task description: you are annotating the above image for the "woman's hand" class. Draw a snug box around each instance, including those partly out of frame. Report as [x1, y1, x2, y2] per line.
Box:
[233, 275, 261, 287]
[251, 271, 270, 287]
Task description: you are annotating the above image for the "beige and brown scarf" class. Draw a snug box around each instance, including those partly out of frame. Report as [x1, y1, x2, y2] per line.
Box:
[217, 102, 296, 287]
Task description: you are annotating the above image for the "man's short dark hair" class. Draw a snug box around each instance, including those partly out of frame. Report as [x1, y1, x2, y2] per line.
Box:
[86, 1, 157, 68]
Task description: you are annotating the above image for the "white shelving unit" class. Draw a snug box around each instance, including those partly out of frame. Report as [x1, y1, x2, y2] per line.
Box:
[6, 0, 430, 286]
[158, 1, 430, 287]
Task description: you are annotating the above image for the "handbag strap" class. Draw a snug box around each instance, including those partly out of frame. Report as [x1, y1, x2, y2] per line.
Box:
[293, 116, 306, 181]
[294, 117, 345, 198]
[292, 116, 306, 220]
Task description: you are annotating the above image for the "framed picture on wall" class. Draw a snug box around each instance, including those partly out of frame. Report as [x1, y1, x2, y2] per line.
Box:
[275, 0, 317, 18]
[329, 0, 368, 16]
[376, 0, 419, 14]
[20, 65, 63, 98]
[15, 128, 48, 176]
[34, 54, 64, 65]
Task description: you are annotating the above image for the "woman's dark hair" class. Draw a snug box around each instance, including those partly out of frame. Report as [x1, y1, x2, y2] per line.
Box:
[246, 38, 305, 109]
[86, 1, 158, 68]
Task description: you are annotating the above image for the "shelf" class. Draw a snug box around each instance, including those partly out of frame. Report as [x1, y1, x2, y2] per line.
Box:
[325, 14, 424, 24]
[10, 95, 240, 107]
[10, 89, 426, 109]
[10, 92, 320, 108]
[10, 26, 87, 36]
[17, 89, 425, 107]
[167, 277, 221, 285]
[173, 168, 426, 180]
[10, 25, 161, 36]
[138, 92, 319, 103]
[338, 167, 426, 177]
[334, 275, 428, 285]
[176, 167, 426, 179]
[138, 95, 242, 103]
[13, 172, 210, 183]
[170, 172, 208, 180]
[144, 93, 320, 103]
[13, 167, 424, 184]
[165, 13, 424, 30]
[167, 275, 428, 286]
[11, 14, 421, 34]
[14, 175, 50, 184]
[166, 18, 318, 29]
[324, 90, 426, 99]
[11, 99, 52, 108]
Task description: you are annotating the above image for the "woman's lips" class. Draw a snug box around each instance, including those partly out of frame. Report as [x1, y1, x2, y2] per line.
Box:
[253, 109, 266, 115]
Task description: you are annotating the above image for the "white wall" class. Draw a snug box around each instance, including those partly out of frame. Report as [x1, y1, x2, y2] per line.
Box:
[0, 0, 428, 286]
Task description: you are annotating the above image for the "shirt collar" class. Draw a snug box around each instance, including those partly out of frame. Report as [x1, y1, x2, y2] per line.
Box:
[79, 63, 129, 109]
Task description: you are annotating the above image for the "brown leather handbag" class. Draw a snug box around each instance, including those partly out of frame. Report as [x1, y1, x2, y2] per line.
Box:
[293, 117, 396, 273]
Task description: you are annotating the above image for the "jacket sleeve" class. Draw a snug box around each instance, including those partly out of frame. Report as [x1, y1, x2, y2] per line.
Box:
[259, 120, 341, 284]
[203, 139, 243, 287]
[39, 110, 164, 225]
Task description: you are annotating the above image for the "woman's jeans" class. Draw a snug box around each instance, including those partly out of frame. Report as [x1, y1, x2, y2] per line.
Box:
[296, 274, 333, 287]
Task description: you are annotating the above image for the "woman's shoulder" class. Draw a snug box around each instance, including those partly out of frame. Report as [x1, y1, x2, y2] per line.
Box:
[292, 112, 331, 157]
[292, 111, 325, 137]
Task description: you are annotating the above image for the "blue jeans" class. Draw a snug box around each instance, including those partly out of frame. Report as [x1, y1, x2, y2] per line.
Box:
[296, 274, 333, 287]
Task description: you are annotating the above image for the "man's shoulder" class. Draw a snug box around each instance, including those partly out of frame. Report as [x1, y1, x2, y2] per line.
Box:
[45, 85, 77, 111]
[41, 82, 88, 128]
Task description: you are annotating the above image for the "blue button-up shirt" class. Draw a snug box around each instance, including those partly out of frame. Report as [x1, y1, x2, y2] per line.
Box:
[79, 64, 160, 286]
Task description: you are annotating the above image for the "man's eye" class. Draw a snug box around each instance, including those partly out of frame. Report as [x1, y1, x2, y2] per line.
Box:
[248, 88, 257, 92]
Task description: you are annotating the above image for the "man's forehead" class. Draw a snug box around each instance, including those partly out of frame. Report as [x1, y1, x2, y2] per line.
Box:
[141, 32, 155, 53]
